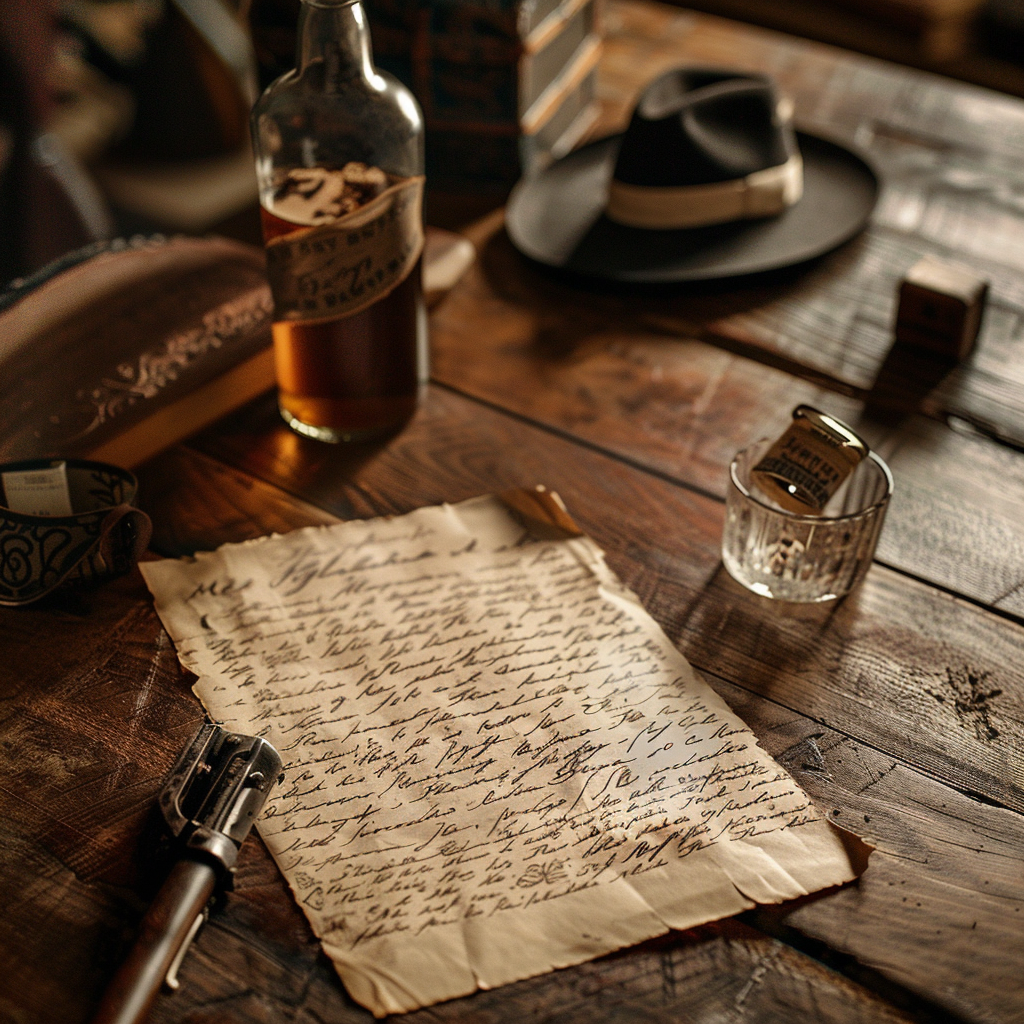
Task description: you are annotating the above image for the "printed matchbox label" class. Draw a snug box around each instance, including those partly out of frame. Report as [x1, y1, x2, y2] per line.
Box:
[752, 407, 867, 514]
[2, 463, 74, 517]
[265, 175, 424, 323]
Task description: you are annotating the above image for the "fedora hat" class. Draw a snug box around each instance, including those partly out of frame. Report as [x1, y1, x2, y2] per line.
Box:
[506, 67, 878, 284]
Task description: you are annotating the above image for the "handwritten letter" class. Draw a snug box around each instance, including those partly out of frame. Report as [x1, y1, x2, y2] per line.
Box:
[142, 495, 868, 1016]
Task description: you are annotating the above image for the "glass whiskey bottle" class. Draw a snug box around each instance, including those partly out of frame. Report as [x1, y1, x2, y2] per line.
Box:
[251, 0, 426, 442]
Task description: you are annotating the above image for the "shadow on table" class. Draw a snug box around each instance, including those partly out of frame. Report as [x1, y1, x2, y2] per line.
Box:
[138, 393, 405, 556]
[672, 561, 872, 703]
[476, 222, 820, 362]
[864, 339, 960, 424]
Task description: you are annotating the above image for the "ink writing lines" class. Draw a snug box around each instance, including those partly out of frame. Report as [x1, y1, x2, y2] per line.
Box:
[174, 536, 816, 953]
[140, 498, 866, 1015]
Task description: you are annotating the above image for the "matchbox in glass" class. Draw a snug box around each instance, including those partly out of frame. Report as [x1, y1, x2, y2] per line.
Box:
[722, 438, 893, 602]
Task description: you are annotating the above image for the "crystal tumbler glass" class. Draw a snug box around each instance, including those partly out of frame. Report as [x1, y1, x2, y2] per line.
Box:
[722, 438, 893, 602]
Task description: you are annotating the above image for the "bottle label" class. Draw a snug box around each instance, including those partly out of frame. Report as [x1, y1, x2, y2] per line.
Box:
[265, 172, 424, 323]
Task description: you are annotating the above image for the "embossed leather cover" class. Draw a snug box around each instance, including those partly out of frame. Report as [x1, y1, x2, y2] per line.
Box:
[0, 228, 473, 468]
[0, 235, 275, 467]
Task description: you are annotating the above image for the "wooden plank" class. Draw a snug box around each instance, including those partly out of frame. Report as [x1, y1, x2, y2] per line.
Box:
[5, 8, 1022, 1024]
[870, 417, 1024, 617]
[137, 446, 339, 556]
[428, 213, 1024, 616]
[0, 448, 923, 1024]
[0, 571, 204, 1024]
[159, 916, 930, 1024]
[598, 2, 1024, 159]
[695, 0, 983, 64]
[138, 420, 1024, 1021]
[141, 433, 1024, 1022]
[670, 563, 1024, 815]
[713, 675, 1024, 1024]
[592, 1, 1024, 446]
[0, 467, 342, 1024]
[433, 210, 867, 497]
[6, 393, 1021, 1020]
[188, 387, 1024, 819]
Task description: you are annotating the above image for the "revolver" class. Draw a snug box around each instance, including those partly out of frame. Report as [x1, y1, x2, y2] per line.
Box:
[91, 723, 283, 1024]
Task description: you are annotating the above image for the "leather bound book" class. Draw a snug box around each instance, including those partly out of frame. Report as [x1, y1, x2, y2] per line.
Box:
[250, 0, 603, 191]
[0, 228, 475, 469]
[0, 235, 275, 469]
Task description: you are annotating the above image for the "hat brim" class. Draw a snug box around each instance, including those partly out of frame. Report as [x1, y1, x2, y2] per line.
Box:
[505, 131, 878, 284]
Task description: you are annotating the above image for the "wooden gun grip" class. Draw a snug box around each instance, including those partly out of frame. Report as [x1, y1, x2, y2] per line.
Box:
[90, 859, 217, 1024]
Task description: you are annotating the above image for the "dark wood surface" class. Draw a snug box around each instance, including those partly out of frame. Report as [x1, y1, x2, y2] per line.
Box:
[4, 3, 1024, 1023]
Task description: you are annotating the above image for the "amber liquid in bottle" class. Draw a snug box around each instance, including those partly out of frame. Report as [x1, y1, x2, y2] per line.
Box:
[261, 204, 423, 442]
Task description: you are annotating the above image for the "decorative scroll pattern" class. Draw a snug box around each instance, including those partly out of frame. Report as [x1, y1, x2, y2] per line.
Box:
[0, 512, 105, 603]
[0, 462, 150, 605]
[77, 287, 273, 439]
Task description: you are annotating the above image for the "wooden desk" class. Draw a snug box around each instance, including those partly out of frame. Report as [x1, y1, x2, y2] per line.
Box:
[3, 3, 1023, 1022]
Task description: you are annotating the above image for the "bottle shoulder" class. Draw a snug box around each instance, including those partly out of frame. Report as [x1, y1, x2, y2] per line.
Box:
[254, 64, 420, 121]
[251, 62, 424, 181]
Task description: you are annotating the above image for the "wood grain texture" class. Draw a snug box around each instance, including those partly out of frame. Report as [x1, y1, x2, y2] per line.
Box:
[714, 677, 1024, 1024]
[0, 440, 925, 1024]
[184, 387, 1024, 1023]
[9, 407, 1022, 1022]
[433, 210, 867, 495]
[190, 387, 1024, 814]
[670, 566, 1024, 814]
[592, 1, 1024, 446]
[136, 446, 339, 557]
[870, 417, 1024, 617]
[431, 213, 1024, 617]
[153, 918, 930, 1024]
[0, 571, 204, 1024]
[5, 6, 1024, 1024]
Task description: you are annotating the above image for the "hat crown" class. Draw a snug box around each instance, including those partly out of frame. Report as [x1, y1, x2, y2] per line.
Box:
[504, 65, 879, 281]
[614, 69, 793, 189]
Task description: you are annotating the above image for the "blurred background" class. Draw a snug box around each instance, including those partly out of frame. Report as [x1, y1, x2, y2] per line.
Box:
[2, 0, 1023, 285]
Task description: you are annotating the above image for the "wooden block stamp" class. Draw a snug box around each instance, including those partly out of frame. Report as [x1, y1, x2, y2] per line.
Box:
[895, 255, 988, 361]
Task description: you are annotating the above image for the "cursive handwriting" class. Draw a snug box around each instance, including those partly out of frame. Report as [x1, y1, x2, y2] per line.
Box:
[164, 510, 818, 953]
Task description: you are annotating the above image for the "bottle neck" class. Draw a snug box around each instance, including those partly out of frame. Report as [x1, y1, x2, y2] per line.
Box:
[296, 0, 374, 85]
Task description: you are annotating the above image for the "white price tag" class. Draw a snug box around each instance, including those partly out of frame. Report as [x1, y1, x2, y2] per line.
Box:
[2, 463, 74, 517]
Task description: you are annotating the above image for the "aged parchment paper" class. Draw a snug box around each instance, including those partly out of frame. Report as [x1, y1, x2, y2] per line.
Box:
[141, 494, 869, 1016]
